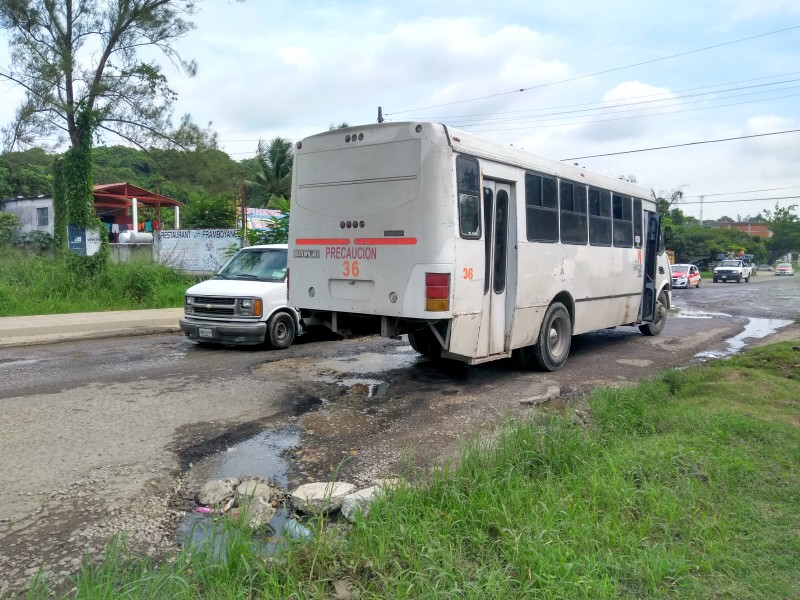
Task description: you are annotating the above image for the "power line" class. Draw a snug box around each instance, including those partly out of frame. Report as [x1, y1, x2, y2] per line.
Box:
[417, 72, 800, 121]
[462, 90, 800, 133]
[561, 128, 800, 160]
[386, 25, 800, 115]
[685, 185, 800, 199]
[679, 195, 800, 205]
[450, 81, 800, 128]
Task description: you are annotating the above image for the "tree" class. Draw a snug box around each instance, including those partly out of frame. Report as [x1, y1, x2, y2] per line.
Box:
[181, 191, 236, 229]
[1, 148, 53, 196]
[763, 204, 800, 262]
[246, 138, 294, 208]
[0, 0, 198, 262]
[0, 157, 12, 198]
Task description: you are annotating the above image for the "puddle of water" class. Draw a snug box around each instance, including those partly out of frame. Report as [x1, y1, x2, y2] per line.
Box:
[310, 352, 418, 375]
[695, 317, 794, 359]
[672, 307, 730, 319]
[177, 506, 312, 559]
[313, 374, 389, 398]
[187, 426, 300, 488]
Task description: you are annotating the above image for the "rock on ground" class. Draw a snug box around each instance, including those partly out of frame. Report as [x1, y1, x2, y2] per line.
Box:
[291, 482, 355, 514]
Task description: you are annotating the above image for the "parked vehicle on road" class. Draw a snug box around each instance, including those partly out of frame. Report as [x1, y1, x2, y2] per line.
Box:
[671, 263, 701, 288]
[288, 121, 671, 372]
[713, 259, 752, 283]
[180, 244, 314, 348]
[774, 263, 795, 276]
[757, 264, 774, 272]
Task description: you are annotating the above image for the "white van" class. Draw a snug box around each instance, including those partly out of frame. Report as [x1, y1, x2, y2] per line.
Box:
[179, 244, 303, 348]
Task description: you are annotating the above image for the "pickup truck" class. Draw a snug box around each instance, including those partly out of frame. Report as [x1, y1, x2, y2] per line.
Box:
[712, 259, 752, 283]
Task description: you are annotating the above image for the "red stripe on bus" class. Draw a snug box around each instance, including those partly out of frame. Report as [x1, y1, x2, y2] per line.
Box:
[354, 238, 418, 245]
[295, 238, 350, 245]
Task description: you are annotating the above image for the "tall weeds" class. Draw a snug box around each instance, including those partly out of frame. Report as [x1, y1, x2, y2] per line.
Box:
[0, 249, 197, 315]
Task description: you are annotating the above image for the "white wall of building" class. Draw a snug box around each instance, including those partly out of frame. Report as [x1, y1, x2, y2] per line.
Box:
[1, 196, 55, 237]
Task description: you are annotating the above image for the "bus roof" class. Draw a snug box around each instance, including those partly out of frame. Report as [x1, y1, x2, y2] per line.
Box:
[300, 121, 656, 202]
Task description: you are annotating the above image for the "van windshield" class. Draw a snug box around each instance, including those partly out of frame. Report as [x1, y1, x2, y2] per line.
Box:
[215, 248, 287, 282]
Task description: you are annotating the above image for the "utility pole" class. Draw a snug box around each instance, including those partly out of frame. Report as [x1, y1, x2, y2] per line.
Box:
[377, 106, 384, 123]
[240, 172, 248, 247]
[699, 195, 704, 227]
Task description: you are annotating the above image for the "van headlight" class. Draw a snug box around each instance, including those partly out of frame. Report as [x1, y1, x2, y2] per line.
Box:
[238, 298, 262, 317]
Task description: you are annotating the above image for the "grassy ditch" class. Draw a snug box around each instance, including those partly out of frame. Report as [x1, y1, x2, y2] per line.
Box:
[22, 342, 800, 599]
[0, 249, 197, 316]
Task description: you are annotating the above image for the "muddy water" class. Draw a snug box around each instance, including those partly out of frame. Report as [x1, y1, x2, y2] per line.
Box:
[186, 426, 300, 487]
[695, 317, 794, 359]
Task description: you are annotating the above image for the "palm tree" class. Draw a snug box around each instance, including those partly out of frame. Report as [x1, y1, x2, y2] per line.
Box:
[247, 137, 293, 208]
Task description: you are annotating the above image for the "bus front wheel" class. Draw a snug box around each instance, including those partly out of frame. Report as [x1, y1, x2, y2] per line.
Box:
[529, 302, 572, 372]
[639, 290, 668, 336]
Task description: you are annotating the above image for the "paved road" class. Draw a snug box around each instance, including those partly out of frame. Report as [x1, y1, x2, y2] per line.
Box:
[0, 275, 798, 596]
[671, 270, 798, 320]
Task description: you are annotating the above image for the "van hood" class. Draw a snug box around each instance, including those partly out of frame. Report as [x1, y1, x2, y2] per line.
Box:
[185, 278, 286, 298]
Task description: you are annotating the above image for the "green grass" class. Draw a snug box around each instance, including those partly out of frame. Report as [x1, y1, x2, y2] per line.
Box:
[15, 342, 800, 599]
[0, 249, 198, 316]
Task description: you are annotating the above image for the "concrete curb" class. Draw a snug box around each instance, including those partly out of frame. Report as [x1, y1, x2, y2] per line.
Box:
[0, 325, 182, 348]
[0, 308, 184, 349]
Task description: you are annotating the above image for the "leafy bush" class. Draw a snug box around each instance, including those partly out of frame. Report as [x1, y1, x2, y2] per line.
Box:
[13, 230, 55, 253]
[0, 211, 22, 245]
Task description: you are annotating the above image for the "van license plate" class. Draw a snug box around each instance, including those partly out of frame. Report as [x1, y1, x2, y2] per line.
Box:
[198, 328, 213, 338]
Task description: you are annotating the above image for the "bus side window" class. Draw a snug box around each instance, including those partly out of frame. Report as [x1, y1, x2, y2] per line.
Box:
[633, 198, 643, 248]
[526, 172, 558, 242]
[612, 193, 633, 248]
[589, 188, 612, 246]
[457, 155, 481, 239]
[459, 193, 481, 238]
[560, 180, 588, 245]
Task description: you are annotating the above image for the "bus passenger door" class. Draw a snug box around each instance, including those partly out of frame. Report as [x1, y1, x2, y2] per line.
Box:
[641, 211, 662, 321]
[476, 181, 512, 357]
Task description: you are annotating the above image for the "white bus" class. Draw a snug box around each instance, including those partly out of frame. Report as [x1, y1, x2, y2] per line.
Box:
[288, 122, 671, 370]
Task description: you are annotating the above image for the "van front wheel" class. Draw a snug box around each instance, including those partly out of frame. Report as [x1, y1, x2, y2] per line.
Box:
[268, 313, 296, 349]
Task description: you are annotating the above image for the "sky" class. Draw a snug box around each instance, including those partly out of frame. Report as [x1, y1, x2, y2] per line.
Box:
[1, 0, 799, 221]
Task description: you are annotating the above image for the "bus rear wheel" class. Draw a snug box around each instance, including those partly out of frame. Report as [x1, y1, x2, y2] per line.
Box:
[639, 290, 667, 336]
[524, 302, 571, 372]
[408, 327, 442, 359]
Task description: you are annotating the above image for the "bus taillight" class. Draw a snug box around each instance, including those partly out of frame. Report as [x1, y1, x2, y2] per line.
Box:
[425, 273, 450, 311]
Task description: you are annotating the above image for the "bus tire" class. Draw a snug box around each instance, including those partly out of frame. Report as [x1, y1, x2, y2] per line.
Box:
[532, 302, 572, 372]
[267, 312, 296, 349]
[639, 290, 668, 337]
[408, 327, 441, 359]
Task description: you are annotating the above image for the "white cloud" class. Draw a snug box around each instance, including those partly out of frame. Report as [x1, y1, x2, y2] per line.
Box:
[578, 81, 676, 142]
